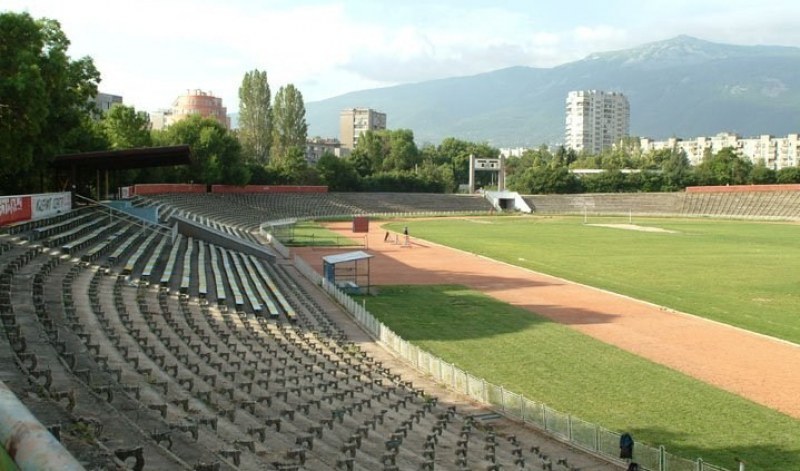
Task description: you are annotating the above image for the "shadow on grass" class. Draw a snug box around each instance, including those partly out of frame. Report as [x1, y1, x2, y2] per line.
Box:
[295, 245, 571, 292]
[357, 285, 619, 342]
[626, 425, 800, 470]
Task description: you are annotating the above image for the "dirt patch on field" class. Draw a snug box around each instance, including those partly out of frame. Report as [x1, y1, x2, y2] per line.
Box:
[588, 223, 678, 233]
[294, 220, 800, 420]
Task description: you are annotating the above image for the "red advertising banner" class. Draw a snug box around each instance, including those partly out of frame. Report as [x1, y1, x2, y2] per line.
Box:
[0, 195, 32, 226]
[211, 185, 328, 194]
[131, 184, 206, 195]
[687, 184, 800, 193]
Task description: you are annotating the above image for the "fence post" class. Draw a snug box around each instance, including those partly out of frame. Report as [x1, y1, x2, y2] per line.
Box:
[568, 414, 573, 442]
[542, 406, 547, 431]
[500, 385, 505, 411]
[660, 445, 666, 471]
[482, 379, 488, 403]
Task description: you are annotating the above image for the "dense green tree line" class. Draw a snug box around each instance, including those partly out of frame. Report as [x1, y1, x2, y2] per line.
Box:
[0, 12, 101, 193]
[4, 10, 800, 196]
[505, 145, 800, 194]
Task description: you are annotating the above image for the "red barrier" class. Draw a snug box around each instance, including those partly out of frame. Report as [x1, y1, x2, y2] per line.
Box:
[131, 184, 206, 195]
[686, 184, 800, 193]
[352, 216, 369, 233]
[211, 185, 328, 194]
[0, 195, 32, 226]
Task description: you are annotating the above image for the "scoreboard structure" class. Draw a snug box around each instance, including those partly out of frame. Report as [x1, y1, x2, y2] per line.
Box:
[468, 154, 506, 193]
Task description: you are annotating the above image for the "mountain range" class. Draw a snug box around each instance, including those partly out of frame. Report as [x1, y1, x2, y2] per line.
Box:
[303, 35, 800, 147]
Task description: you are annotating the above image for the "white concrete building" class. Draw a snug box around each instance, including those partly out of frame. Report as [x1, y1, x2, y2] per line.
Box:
[339, 108, 386, 150]
[93, 92, 122, 115]
[639, 132, 800, 169]
[565, 90, 630, 154]
[305, 137, 344, 163]
[499, 147, 527, 159]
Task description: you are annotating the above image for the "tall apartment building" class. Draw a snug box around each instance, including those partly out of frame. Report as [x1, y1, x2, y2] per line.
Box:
[640, 132, 800, 169]
[565, 90, 630, 154]
[150, 89, 230, 130]
[339, 108, 386, 150]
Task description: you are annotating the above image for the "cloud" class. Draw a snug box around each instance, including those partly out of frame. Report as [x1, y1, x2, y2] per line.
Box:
[5, 0, 800, 113]
[573, 26, 628, 45]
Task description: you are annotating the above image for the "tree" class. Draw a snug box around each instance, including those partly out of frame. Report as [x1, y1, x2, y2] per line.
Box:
[0, 12, 100, 192]
[749, 162, 776, 184]
[508, 166, 581, 194]
[382, 129, 420, 172]
[776, 167, 800, 184]
[435, 138, 498, 187]
[657, 148, 692, 190]
[416, 160, 457, 193]
[238, 69, 272, 165]
[346, 130, 387, 176]
[269, 146, 309, 184]
[695, 147, 753, 186]
[271, 84, 307, 161]
[102, 104, 152, 149]
[157, 114, 249, 185]
[316, 152, 360, 191]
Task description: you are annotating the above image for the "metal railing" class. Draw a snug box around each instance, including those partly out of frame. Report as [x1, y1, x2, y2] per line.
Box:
[74, 194, 171, 238]
[0, 381, 83, 470]
[294, 255, 732, 471]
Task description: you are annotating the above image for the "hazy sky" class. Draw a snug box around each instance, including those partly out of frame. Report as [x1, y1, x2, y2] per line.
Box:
[6, 0, 800, 113]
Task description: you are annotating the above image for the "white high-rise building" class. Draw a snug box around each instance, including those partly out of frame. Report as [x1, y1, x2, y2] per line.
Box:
[565, 90, 630, 154]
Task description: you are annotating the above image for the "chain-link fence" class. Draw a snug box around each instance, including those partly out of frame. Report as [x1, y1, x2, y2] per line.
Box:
[294, 255, 733, 471]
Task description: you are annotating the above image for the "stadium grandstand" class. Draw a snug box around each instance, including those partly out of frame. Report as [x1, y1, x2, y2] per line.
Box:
[0, 188, 602, 471]
[3, 183, 799, 470]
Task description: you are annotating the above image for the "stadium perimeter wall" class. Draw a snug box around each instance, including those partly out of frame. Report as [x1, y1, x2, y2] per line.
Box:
[210, 184, 328, 193]
[127, 183, 206, 195]
[686, 184, 800, 193]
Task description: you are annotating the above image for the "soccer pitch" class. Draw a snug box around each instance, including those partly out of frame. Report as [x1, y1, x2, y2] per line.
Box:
[386, 216, 800, 345]
[362, 216, 800, 468]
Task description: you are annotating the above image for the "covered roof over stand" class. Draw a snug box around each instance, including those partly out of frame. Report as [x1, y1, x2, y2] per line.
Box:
[53, 145, 192, 171]
[53, 145, 193, 201]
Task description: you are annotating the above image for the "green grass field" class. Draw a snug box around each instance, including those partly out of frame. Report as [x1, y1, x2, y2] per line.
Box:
[386, 216, 800, 344]
[361, 216, 800, 469]
[359, 285, 800, 469]
[282, 221, 364, 247]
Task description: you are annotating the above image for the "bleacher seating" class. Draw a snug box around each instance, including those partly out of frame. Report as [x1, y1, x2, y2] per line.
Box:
[138, 192, 494, 231]
[678, 191, 800, 219]
[0, 199, 626, 470]
[524, 193, 685, 216]
[525, 190, 800, 221]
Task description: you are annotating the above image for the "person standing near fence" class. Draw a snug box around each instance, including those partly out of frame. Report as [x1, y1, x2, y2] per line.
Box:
[620, 432, 634, 461]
